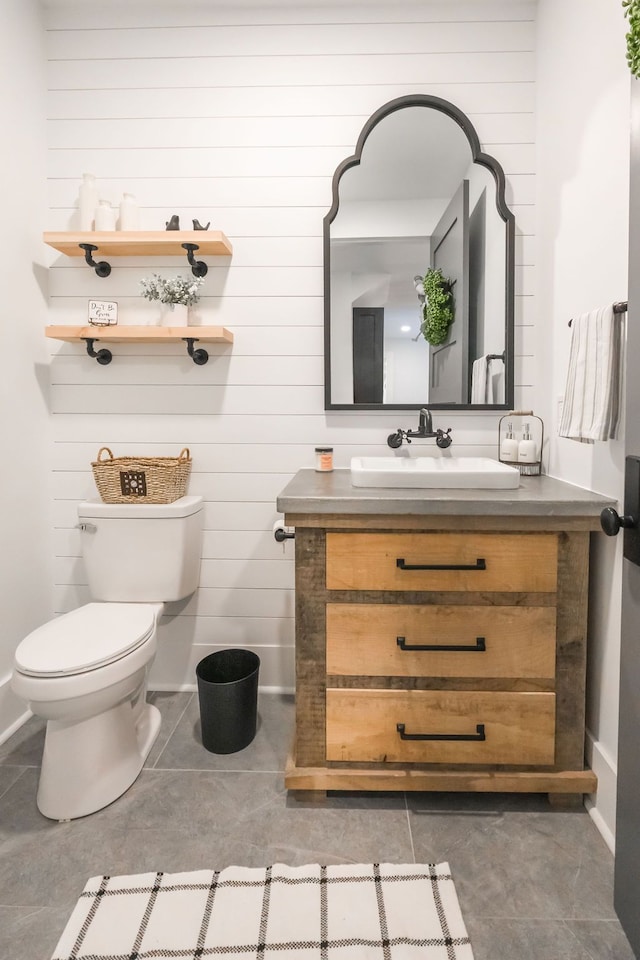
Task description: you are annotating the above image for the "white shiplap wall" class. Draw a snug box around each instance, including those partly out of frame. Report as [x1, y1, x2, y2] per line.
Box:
[44, 1, 536, 691]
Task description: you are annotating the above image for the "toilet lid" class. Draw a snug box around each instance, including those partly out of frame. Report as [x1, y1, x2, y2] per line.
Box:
[14, 603, 157, 678]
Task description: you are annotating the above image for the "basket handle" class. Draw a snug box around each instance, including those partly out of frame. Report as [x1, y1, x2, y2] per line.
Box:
[178, 448, 190, 461]
[96, 447, 114, 462]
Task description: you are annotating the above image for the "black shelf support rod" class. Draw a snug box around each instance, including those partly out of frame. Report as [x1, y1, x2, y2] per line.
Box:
[82, 338, 112, 365]
[183, 338, 209, 365]
[181, 243, 208, 278]
[78, 243, 111, 278]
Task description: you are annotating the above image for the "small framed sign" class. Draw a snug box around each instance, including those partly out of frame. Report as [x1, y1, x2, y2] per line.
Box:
[88, 300, 118, 326]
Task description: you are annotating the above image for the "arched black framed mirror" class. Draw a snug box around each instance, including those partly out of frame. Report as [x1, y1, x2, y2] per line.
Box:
[324, 94, 515, 410]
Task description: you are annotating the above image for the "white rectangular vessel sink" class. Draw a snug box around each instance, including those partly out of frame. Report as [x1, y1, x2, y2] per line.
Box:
[350, 456, 520, 489]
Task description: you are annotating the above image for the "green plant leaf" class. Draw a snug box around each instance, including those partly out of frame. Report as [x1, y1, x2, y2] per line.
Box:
[624, 0, 640, 78]
[420, 267, 455, 345]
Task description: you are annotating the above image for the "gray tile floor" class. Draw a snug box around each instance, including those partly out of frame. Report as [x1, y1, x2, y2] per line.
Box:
[0, 691, 635, 960]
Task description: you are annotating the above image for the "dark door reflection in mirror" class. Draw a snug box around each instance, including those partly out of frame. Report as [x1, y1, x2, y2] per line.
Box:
[324, 95, 515, 411]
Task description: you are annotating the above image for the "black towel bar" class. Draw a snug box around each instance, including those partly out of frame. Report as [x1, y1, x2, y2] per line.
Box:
[568, 301, 627, 326]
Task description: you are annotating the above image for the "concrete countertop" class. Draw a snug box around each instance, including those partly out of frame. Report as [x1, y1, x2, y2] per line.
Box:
[276, 469, 616, 518]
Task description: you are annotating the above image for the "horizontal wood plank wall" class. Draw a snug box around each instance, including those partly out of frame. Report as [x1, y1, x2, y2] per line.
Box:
[44, 1, 536, 690]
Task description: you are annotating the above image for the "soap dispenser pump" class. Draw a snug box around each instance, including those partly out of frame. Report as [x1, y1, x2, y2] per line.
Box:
[499, 421, 518, 462]
[498, 411, 543, 476]
[518, 422, 538, 464]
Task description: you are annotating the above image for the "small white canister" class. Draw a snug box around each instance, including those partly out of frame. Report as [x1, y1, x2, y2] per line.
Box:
[78, 173, 98, 231]
[94, 200, 116, 231]
[119, 193, 140, 231]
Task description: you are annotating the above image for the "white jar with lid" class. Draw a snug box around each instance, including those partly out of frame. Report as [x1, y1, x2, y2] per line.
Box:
[315, 447, 334, 472]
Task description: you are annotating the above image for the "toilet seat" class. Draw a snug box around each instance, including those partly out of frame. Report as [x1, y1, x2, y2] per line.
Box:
[14, 603, 157, 678]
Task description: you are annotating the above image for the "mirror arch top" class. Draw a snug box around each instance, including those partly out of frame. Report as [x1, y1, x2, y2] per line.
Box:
[324, 93, 515, 412]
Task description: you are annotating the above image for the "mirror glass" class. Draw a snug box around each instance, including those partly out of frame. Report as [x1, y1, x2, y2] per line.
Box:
[324, 95, 514, 410]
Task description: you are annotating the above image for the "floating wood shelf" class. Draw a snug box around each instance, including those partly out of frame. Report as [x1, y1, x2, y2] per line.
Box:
[43, 230, 233, 258]
[46, 325, 233, 365]
[46, 325, 233, 344]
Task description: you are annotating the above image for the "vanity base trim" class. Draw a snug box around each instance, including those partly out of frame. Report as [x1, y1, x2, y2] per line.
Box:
[284, 751, 597, 795]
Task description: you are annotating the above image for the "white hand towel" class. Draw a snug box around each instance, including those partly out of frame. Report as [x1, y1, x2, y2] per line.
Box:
[558, 304, 623, 443]
[487, 358, 503, 404]
[471, 356, 489, 403]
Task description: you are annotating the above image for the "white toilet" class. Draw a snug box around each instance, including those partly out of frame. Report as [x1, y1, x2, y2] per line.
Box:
[11, 494, 203, 821]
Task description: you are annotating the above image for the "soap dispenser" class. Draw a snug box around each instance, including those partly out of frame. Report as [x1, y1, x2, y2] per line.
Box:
[498, 411, 543, 476]
[499, 421, 518, 462]
[518, 422, 538, 464]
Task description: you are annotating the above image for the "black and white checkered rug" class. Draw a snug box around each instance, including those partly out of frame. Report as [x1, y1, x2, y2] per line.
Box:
[51, 862, 474, 959]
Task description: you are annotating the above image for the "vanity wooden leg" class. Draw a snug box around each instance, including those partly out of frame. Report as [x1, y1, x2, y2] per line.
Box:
[547, 792, 584, 810]
[288, 790, 328, 805]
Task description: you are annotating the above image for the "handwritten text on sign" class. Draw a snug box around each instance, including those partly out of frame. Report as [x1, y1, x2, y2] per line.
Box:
[88, 300, 118, 325]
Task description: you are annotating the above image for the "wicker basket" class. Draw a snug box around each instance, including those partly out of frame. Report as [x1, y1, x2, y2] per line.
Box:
[91, 447, 192, 504]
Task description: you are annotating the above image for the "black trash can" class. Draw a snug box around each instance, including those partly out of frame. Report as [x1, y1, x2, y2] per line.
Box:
[196, 649, 260, 754]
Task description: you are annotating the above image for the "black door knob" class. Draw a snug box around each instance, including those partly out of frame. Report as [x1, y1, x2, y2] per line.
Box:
[600, 506, 636, 536]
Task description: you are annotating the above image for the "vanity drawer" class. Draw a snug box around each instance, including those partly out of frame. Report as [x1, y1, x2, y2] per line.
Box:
[326, 604, 557, 679]
[326, 688, 556, 765]
[326, 532, 558, 593]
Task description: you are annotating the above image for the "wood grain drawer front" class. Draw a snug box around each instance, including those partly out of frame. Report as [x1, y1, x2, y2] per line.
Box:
[326, 533, 558, 593]
[326, 604, 557, 679]
[326, 689, 556, 765]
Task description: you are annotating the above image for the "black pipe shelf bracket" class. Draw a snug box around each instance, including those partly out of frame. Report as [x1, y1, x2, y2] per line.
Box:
[76, 240, 210, 278]
[183, 338, 209, 365]
[78, 243, 111, 278]
[83, 338, 113, 365]
[81, 337, 208, 365]
[181, 242, 208, 277]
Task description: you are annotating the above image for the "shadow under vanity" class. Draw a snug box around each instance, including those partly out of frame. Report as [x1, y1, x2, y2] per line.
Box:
[277, 469, 614, 805]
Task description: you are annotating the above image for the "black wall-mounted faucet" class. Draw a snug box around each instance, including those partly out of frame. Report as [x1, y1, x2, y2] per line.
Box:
[387, 408, 453, 449]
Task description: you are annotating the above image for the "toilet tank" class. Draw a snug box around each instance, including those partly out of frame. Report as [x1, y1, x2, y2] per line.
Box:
[77, 495, 203, 602]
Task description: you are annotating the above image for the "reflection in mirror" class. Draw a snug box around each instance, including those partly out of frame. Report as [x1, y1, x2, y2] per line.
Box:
[324, 95, 514, 410]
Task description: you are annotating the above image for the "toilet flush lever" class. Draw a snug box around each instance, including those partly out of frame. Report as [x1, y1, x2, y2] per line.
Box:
[76, 522, 97, 533]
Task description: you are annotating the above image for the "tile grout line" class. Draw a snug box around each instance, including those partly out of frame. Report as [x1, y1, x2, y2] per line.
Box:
[404, 793, 417, 864]
[0, 766, 31, 802]
[149, 692, 195, 769]
[150, 766, 283, 774]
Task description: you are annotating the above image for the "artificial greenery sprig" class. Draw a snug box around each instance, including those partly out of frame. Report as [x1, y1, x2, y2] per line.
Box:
[420, 267, 455, 345]
[623, 0, 640, 78]
[139, 273, 204, 307]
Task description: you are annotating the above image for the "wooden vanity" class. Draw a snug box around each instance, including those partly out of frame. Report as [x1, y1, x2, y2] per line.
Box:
[277, 469, 614, 802]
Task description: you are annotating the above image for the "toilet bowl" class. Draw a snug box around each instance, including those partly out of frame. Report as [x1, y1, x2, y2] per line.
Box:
[11, 495, 204, 821]
[12, 602, 163, 821]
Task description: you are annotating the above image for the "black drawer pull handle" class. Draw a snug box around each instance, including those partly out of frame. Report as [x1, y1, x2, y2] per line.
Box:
[397, 636, 486, 653]
[396, 722, 486, 742]
[396, 557, 486, 571]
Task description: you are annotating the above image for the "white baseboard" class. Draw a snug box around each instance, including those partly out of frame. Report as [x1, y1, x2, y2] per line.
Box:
[149, 683, 295, 695]
[149, 642, 295, 693]
[585, 730, 617, 854]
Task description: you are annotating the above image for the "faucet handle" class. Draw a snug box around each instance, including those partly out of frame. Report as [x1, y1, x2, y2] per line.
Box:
[435, 428, 453, 450]
[387, 430, 405, 449]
